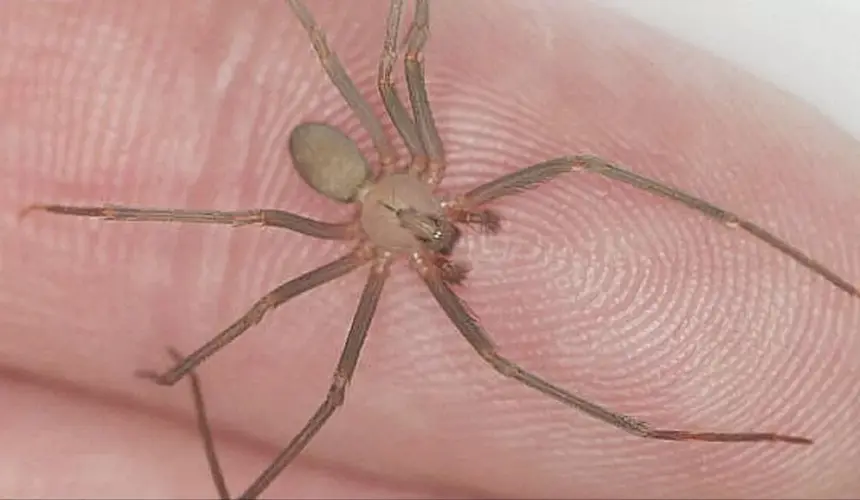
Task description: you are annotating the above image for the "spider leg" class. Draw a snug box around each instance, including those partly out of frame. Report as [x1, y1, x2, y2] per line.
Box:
[445, 205, 503, 234]
[402, 0, 446, 186]
[19, 204, 356, 240]
[286, 0, 397, 170]
[455, 155, 860, 298]
[378, 0, 426, 171]
[412, 252, 813, 445]
[136, 248, 370, 386]
[167, 347, 231, 500]
[239, 258, 391, 500]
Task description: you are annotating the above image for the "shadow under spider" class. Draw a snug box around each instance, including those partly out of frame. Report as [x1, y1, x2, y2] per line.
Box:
[20, 0, 859, 498]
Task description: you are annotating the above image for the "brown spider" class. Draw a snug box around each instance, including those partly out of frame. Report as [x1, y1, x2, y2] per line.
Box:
[20, 0, 860, 498]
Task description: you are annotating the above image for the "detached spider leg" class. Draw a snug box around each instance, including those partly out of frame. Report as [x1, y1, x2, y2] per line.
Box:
[412, 252, 812, 444]
[453, 155, 860, 298]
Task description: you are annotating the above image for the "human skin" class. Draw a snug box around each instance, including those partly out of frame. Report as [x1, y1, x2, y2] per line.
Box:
[1, 0, 859, 498]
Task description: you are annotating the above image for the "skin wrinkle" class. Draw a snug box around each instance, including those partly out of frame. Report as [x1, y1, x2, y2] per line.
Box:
[0, 0, 858, 498]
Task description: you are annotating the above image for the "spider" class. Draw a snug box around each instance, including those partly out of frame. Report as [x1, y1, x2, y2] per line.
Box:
[20, 0, 859, 498]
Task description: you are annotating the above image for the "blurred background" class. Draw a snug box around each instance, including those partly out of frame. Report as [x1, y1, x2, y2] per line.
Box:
[604, 0, 860, 140]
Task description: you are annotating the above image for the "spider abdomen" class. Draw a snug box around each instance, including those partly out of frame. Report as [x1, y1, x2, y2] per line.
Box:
[289, 122, 371, 203]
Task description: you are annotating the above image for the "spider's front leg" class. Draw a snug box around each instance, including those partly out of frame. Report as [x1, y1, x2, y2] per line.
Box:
[454, 154, 860, 299]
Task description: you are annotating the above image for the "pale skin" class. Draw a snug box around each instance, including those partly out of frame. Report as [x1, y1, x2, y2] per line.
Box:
[2, 1, 859, 499]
